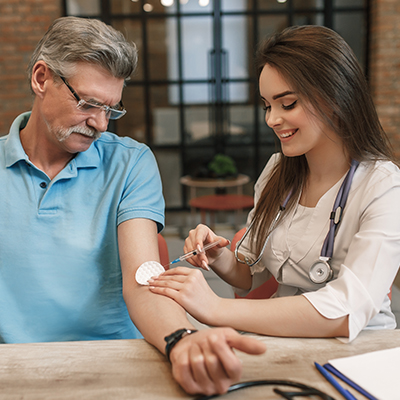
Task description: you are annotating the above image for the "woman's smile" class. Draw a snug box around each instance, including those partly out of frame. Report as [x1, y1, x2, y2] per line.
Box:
[276, 128, 298, 139]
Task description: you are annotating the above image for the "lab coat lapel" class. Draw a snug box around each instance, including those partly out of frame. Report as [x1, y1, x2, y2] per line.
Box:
[290, 177, 345, 264]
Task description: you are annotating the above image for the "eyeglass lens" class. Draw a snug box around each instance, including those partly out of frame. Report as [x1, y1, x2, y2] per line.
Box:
[77, 99, 126, 120]
[60, 75, 126, 120]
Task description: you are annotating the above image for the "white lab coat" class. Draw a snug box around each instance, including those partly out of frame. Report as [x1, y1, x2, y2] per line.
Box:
[237, 153, 400, 342]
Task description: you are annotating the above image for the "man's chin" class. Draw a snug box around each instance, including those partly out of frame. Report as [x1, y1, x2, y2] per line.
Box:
[58, 133, 100, 154]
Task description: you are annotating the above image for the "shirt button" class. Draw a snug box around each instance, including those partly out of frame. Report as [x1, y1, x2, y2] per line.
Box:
[39, 182, 47, 189]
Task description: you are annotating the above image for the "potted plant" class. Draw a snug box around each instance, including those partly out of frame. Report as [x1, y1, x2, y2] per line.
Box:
[207, 154, 238, 179]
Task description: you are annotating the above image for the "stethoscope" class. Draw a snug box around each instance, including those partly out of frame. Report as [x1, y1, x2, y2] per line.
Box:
[234, 160, 359, 284]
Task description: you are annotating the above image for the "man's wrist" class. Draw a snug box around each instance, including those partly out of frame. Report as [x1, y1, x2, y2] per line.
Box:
[164, 328, 198, 362]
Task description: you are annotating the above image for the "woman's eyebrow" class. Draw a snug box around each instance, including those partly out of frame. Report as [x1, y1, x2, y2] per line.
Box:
[272, 90, 296, 100]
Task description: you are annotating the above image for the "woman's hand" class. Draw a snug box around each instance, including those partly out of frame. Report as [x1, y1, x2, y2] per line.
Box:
[184, 224, 230, 271]
[149, 267, 221, 325]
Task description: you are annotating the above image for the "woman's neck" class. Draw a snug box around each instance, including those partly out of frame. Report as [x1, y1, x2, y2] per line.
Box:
[300, 150, 351, 208]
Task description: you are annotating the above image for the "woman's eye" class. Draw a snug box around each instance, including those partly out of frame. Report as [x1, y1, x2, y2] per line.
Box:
[263, 105, 271, 112]
[282, 100, 297, 110]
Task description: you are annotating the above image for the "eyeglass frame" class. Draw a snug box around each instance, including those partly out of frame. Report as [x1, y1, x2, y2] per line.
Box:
[59, 75, 127, 120]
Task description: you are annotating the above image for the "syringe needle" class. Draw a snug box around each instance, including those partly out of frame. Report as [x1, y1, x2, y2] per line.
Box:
[167, 239, 222, 266]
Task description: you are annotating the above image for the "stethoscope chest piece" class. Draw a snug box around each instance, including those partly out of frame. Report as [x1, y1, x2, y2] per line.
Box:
[309, 258, 333, 284]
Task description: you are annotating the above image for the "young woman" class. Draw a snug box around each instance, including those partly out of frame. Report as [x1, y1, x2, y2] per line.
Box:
[149, 25, 400, 342]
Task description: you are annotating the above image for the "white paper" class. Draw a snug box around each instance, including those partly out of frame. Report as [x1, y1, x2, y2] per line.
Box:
[329, 346, 400, 400]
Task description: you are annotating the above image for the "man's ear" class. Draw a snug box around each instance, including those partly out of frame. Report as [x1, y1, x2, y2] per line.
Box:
[31, 61, 54, 99]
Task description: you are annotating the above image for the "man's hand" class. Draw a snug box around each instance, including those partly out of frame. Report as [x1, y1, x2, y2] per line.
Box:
[168, 327, 266, 395]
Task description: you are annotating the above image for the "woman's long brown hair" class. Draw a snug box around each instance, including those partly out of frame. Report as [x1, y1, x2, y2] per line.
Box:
[251, 25, 394, 256]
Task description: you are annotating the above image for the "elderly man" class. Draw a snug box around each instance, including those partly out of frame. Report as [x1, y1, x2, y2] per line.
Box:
[0, 17, 265, 395]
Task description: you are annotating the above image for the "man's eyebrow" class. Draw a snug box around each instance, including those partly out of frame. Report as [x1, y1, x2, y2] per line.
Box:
[86, 97, 121, 109]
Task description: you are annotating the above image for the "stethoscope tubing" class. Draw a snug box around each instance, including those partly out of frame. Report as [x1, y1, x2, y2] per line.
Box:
[234, 193, 290, 267]
[235, 160, 359, 283]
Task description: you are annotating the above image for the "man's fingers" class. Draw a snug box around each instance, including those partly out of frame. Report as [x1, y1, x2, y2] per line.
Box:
[188, 343, 214, 391]
[171, 347, 204, 394]
[169, 329, 264, 396]
[227, 332, 267, 355]
[207, 333, 243, 382]
[202, 337, 236, 394]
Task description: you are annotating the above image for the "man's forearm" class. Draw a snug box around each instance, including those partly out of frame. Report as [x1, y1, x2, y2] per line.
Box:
[124, 285, 195, 353]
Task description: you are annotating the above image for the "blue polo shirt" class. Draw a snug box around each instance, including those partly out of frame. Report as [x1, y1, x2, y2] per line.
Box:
[0, 112, 165, 343]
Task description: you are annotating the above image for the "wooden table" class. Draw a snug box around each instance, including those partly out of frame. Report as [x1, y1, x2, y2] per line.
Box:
[180, 174, 253, 229]
[0, 330, 398, 399]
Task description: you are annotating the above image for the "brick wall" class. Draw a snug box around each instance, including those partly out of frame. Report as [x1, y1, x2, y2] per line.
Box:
[370, 0, 400, 158]
[0, 0, 61, 135]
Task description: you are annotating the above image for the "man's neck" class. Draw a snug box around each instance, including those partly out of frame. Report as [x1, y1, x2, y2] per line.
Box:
[19, 116, 75, 180]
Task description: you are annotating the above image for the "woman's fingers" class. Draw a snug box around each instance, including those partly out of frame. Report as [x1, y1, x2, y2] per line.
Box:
[149, 268, 221, 324]
[183, 225, 230, 269]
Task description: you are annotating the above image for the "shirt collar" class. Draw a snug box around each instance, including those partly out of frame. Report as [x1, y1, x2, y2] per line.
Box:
[5, 112, 30, 167]
[5, 112, 100, 170]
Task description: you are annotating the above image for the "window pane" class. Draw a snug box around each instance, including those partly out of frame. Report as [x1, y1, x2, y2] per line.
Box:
[334, 12, 366, 68]
[148, 19, 169, 81]
[153, 149, 182, 209]
[66, 0, 100, 15]
[181, 17, 213, 80]
[163, 0, 213, 13]
[293, 0, 323, 10]
[334, 0, 365, 7]
[111, 0, 165, 14]
[185, 105, 211, 144]
[258, 0, 288, 11]
[151, 85, 181, 145]
[221, 0, 247, 12]
[222, 15, 249, 81]
[164, 16, 179, 81]
[116, 85, 146, 142]
[224, 81, 250, 107]
[153, 107, 181, 145]
[180, 83, 210, 106]
[112, 19, 143, 82]
[225, 105, 255, 145]
[258, 15, 288, 42]
[111, 0, 141, 14]
[293, 12, 324, 26]
[165, 15, 213, 82]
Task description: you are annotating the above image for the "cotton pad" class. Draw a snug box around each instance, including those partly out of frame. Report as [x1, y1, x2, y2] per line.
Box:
[135, 261, 165, 285]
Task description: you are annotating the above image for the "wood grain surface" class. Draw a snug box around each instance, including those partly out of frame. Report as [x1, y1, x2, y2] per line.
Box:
[0, 330, 398, 399]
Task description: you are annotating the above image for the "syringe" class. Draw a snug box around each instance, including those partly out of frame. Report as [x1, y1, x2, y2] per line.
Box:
[166, 239, 222, 267]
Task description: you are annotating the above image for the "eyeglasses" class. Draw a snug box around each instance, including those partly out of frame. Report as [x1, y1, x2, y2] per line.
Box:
[59, 76, 127, 120]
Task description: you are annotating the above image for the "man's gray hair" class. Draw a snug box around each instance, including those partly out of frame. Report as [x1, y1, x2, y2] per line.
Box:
[27, 16, 137, 85]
